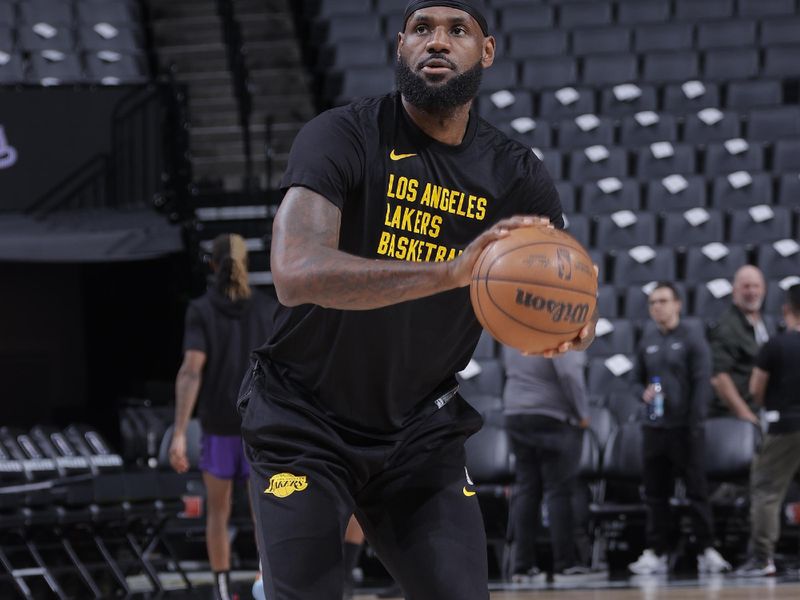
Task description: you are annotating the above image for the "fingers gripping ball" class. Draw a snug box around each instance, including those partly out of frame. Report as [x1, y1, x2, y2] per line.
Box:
[470, 226, 598, 355]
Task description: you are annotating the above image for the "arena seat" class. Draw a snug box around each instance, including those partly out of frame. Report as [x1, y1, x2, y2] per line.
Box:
[645, 174, 707, 212]
[634, 22, 694, 53]
[611, 247, 676, 286]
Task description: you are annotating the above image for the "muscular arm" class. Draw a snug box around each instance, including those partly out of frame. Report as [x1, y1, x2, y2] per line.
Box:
[711, 372, 758, 423]
[271, 186, 542, 310]
[749, 367, 769, 407]
[173, 350, 206, 435]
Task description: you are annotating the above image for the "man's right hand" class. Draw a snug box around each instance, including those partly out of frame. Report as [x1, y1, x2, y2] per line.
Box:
[447, 215, 552, 287]
[642, 384, 656, 404]
[169, 432, 189, 473]
[738, 409, 760, 426]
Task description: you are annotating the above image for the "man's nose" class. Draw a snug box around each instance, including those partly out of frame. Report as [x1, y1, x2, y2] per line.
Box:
[426, 26, 451, 52]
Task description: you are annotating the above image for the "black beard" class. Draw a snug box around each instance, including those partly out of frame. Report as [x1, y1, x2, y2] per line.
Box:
[395, 56, 483, 115]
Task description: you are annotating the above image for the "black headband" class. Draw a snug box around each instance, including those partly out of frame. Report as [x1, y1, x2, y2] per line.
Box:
[403, 0, 489, 36]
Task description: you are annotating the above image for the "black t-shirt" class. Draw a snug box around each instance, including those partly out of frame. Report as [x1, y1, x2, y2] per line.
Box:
[256, 92, 563, 436]
[183, 288, 276, 435]
[755, 331, 800, 434]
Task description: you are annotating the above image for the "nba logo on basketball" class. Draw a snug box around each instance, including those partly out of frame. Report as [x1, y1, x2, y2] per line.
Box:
[556, 248, 572, 281]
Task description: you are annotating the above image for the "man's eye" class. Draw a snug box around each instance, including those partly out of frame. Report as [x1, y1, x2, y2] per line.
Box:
[415, 25, 428, 34]
[452, 26, 466, 35]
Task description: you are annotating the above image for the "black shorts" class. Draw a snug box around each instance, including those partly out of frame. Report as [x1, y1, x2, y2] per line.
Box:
[238, 359, 489, 600]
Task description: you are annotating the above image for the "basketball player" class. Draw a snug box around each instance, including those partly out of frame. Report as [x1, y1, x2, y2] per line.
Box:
[239, 2, 598, 598]
[169, 234, 275, 600]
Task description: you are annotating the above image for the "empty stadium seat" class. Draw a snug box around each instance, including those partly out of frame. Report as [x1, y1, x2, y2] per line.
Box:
[759, 16, 800, 46]
[764, 46, 800, 79]
[323, 15, 381, 42]
[315, 0, 372, 18]
[458, 358, 504, 398]
[710, 172, 773, 208]
[0, 24, 11, 53]
[582, 53, 638, 87]
[748, 106, 800, 141]
[587, 355, 636, 396]
[77, 0, 138, 24]
[757, 241, 800, 280]
[597, 285, 619, 318]
[588, 405, 616, 452]
[611, 246, 676, 285]
[0, 2, 14, 25]
[635, 143, 696, 179]
[0, 52, 24, 83]
[479, 89, 534, 123]
[481, 59, 519, 92]
[642, 51, 700, 83]
[85, 52, 146, 84]
[696, 19, 756, 49]
[772, 139, 800, 174]
[521, 56, 577, 90]
[557, 115, 615, 150]
[726, 79, 782, 111]
[674, 0, 734, 20]
[704, 140, 765, 177]
[499, 5, 554, 31]
[581, 178, 641, 214]
[79, 25, 142, 53]
[19, 0, 73, 25]
[588, 318, 636, 357]
[538, 86, 596, 120]
[568, 146, 628, 184]
[375, 0, 407, 14]
[777, 173, 800, 209]
[684, 243, 748, 284]
[507, 30, 566, 58]
[738, 0, 796, 17]
[661, 209, 724, 247]
[555, 181, 576, 213]
[594, 212, 656, 250]
[572, 26, 631, 56]
[29, 51, 84, 84]
[617, 0, 670, 24]
[536, 148, 564, 180]
[320, 39, 388, 70]
[645, 175, 707, 212]
[499, 119, 553, 149]
[702, 48, 760, 81]
[682, 109, 742, 144]
[729, 206, 792, 245]
[559, 1, 613, 28]
[333, 66, 394, 104]
[564, 213, 590, 246]
[18, 22, 75, 51]
[662, 81, 720, 114]
[620, 112, 678, 147]
[600, 84, 657, 117]
[634, 22, 694, 53]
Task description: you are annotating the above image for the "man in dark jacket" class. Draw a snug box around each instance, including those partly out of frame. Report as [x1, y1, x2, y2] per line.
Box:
[628, 282, 731, 575]
[708, 265, 775, 423]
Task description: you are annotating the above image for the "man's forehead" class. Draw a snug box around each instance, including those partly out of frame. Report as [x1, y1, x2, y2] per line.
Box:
[408, 8, 476, 26]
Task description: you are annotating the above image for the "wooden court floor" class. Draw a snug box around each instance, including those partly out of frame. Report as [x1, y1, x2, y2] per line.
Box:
[351, 576, 800, 600]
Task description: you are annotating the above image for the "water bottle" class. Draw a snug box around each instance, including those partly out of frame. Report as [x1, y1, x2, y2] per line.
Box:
[650, 376, 665, 420]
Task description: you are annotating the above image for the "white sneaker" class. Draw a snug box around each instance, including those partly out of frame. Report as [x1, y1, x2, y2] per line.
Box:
[698, 547, 732, 573]
[628, 549, 668, 575]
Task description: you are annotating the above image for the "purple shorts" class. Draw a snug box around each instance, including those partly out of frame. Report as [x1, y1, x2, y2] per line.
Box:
[199, 434, 250, 481]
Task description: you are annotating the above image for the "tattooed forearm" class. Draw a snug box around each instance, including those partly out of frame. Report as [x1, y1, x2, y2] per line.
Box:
[271, 187, 458, 310]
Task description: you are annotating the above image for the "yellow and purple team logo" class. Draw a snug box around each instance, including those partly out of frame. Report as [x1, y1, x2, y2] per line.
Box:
[264, 473, 309, 498]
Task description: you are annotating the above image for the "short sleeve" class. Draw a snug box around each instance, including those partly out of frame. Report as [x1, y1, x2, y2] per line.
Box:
[511, 155, 564, 229]
[708, 323, 735, 374]
[755, 339, 777, 373]
[279, 107, 365, 210]
[182, 303, 207, 353]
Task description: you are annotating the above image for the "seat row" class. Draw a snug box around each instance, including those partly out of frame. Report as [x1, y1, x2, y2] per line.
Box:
[568, 208, 798, 250]
[0, 0, 139, 27]
[478, 80, 786, 124]
[0, 50, 146, 85]
[0, 23, 144, 54]
[556, 173, 800, 217]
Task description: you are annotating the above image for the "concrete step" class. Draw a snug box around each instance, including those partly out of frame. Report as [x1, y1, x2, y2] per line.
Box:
[242, 40, 302, 68]
[148, 0, 217, 19]
[247, 66, 310, 96]
[238, 13, 295, 41]
[152, 16, 223, 46]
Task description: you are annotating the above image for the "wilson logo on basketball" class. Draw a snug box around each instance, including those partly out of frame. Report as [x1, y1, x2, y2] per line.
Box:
[264, 473, 309, 498]
[514, 289, 590, 324]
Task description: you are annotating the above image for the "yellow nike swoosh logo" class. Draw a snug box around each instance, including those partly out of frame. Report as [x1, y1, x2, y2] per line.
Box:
[463, 486, 476, 497]
[389, 149, 417, 161]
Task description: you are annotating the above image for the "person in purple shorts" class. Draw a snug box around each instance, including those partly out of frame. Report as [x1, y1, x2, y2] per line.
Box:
[169, 233, 275, 600]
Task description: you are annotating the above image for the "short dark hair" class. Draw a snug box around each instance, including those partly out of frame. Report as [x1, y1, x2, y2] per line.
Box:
[787, 284, 800, 315]
[652, 281, 681, 302]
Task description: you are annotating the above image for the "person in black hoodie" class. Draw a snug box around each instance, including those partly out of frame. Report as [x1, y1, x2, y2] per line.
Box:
[169, 233, 275, 600]
[627, 282, 731, 575]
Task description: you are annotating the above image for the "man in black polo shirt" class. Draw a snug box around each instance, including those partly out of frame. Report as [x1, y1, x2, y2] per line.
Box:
[628, 282, 731, 575]
[736, 284, 800, 577]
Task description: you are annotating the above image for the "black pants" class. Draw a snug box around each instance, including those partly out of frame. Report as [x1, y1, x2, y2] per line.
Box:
[642, 426, 713, 555]
[238, 361, 489, 600]
[506, 415, 583, 574]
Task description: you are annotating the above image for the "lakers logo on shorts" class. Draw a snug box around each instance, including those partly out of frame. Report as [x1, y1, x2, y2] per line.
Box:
[264, 473, 309, 498]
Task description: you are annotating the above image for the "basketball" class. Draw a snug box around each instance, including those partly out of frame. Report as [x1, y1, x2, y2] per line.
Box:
[470, 226, 598, 355]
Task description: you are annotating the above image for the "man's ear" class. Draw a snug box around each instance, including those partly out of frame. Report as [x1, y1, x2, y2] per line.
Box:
[481, 36, 496, 68]
[397, 32, 404, 59]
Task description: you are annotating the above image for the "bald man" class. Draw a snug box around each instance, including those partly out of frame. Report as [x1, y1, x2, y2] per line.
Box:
[708, 266, 776, 423]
